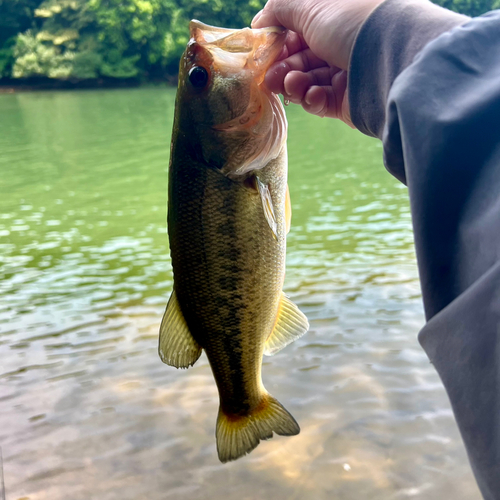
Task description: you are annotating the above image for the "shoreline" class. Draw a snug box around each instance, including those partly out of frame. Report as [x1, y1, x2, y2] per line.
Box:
[0, 76, 178, 93]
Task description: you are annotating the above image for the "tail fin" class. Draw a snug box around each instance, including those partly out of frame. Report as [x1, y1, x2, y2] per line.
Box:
[216, 394, 299, 463]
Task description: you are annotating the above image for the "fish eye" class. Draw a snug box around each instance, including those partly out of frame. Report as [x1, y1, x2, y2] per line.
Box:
[188, 66, 209, 89]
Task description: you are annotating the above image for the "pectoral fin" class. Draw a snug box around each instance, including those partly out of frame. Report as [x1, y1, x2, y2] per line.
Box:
[264, 293, 309, 356]
[285, 185, 291, 235]
[256, 176, 278, 239]
[159, 290, 202, 368]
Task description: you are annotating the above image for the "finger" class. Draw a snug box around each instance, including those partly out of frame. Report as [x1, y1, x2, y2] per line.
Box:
[330, 70, 354, 126]
[281, 31, 308, 59]
[252, 0, 296, 30]
[302, 86, 330, 117]
[251, 0, 305, 34]
[264, 49, 331, 96]
[251, 9, 265, 27]
[331, 69, 348, 112]
[264, 61, 288, 95]
[341, 89, 355, 129]
[283, 48, 328, 74]
[252, 9, 280, 29]
[283, 68, 337, 102]
[300, 71, 349, 121]
[272, 32, 308, 65]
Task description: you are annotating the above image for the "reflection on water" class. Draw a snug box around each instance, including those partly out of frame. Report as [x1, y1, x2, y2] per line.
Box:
[0, 89, 480, 499]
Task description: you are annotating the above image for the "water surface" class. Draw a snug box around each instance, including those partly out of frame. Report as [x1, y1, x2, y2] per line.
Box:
[0, 88, 480, 499]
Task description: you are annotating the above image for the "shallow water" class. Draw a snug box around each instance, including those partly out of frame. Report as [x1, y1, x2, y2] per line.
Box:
[0, 88, 480, 500]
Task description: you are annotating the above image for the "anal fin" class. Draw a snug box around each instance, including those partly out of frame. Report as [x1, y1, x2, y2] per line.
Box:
[159, 290, 202, 368]
[264, 293, 309, 356]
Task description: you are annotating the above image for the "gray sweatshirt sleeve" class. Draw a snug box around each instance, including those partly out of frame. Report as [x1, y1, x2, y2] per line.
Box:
[348, 2, 500, 499]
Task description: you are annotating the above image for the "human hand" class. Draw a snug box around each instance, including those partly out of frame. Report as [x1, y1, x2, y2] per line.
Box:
[252, 0, 385, 125]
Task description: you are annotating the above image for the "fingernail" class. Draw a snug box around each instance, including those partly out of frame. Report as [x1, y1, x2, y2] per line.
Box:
[251, 9, 263, 27]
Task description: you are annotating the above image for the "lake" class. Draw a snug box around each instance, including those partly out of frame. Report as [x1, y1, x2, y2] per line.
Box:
[0, 88, 480, 499]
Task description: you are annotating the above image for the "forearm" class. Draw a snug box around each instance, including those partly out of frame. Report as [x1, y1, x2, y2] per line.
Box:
[348, 0, 468, 144]
[349, 4, 500, 498]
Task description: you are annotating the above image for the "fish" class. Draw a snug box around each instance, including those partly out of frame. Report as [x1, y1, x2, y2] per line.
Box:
[159, 20, 309, 463]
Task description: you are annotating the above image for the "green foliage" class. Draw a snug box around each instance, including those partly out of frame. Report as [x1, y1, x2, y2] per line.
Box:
[0, 0, 45, 77]
[433, 0, 500, 17]
[0, 38, 16, 77]
[1, 0, 497, 82]
[0, 0, 45, 45]
[11, 0, 100, 79]
[12, 30, 76, 79]
[2, 0, 266, 81]
[88, 0, 174, 77]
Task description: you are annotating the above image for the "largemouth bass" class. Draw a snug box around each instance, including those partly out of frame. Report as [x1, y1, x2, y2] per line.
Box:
[159, 20, 309, 463]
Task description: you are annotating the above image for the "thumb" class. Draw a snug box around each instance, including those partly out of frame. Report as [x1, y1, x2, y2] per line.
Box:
[251, 8, 280, 29]
[251, 0, 301, 32]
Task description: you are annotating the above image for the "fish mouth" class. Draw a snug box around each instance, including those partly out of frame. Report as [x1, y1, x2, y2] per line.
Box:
[186, 20, 288, 178]
[189, 20, 286, 82]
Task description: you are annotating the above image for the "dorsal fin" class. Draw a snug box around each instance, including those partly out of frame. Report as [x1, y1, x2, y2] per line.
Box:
[159, 290, 202, 368]
[264, 293, 309, 356]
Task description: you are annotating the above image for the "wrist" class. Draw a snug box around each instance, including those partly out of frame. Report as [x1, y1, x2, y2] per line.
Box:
[348, 0, 469, 138]
[305, 0, 386, 70]
[338, 0, 388, 69]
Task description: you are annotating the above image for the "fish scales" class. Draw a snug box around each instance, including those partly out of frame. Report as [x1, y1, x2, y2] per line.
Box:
[159, 20, 309, 462]
[169, 141, 287, 414]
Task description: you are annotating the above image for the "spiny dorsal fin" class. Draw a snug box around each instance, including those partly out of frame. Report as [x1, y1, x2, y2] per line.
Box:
[285, 184, 291, 234]
[256, 176, 278, 239]
[159, 290, 202, 368]
[264, 293, 309, 356]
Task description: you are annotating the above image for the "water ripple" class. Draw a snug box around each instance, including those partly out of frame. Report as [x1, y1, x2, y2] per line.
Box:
[0, 89, 481, 500]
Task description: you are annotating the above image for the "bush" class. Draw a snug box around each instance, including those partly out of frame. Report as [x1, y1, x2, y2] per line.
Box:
[2, 0, 497, 83]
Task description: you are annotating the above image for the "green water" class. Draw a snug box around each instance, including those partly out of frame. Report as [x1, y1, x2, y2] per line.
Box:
[0, 88, 479, 499]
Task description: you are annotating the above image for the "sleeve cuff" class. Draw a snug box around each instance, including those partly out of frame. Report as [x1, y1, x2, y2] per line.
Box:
[348, 0, 469, 138]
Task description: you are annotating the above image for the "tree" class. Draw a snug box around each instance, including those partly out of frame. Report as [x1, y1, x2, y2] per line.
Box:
[0, 0, 45, 76]
[433, 0, 499, 17]
[2, 0, 498, 83]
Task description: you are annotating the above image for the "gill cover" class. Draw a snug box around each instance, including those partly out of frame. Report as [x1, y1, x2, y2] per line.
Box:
[189, 20, 288, 177]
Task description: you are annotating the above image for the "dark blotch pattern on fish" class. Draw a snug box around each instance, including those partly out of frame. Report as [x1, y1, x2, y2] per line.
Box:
[168, 126, 286, 415]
